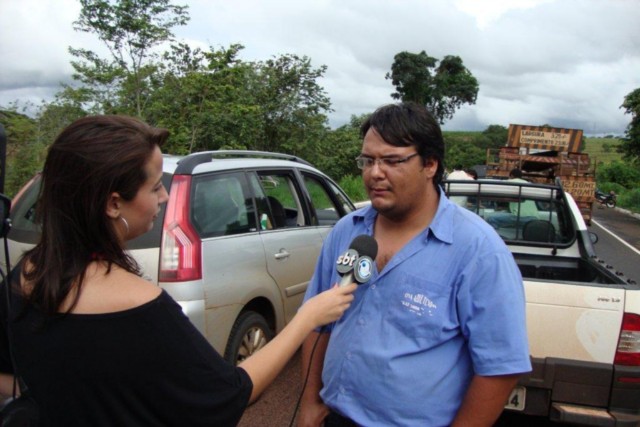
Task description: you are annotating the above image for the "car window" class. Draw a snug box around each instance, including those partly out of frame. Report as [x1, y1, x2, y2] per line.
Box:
[302, 174, 342, 226]
[327, 180, 354, 215]
[466, 195, 572, 244]
[191, 172, 255, 237]
[254, 171, 303, 230]
[9, 174, 41, 234]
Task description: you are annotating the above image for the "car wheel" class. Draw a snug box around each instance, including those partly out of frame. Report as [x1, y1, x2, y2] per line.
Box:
[224, 311, 274, 365]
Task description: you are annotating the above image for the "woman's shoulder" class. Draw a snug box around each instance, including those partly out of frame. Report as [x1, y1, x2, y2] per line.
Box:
[70, 262, 162, 314]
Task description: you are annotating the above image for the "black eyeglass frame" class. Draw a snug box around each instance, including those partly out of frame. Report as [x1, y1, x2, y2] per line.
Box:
[355, 152, 420, 170]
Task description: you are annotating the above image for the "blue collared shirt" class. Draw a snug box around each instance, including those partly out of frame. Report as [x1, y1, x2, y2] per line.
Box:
[303, 189, 531, 426]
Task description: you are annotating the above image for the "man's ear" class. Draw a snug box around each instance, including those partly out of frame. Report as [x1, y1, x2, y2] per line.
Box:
[106, 192, 122, 220]
[424, 158, 438, 178]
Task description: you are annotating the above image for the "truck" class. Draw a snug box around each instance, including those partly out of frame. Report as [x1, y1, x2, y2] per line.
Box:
[486, 124, 597, 225]
[444, 177, 639, 426]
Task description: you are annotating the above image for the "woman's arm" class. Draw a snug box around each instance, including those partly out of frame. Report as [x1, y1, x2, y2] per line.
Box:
[239, 283, 356, 403]
[0, 372, 17, 397]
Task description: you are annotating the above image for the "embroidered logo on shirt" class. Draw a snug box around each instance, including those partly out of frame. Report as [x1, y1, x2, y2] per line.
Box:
[401, 292, 437, 316]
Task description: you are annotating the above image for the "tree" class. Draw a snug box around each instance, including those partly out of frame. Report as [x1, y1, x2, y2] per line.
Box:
[386, 51, 479, 124]
[479, 125, 508, 150]
[147, 43, 262, 154]
[619, 88, 640, 164]
[313, 114, 367, 180]
[252, 54, 332, 157]
[596, 160, 640, 189]
[68, 0, 189, 117]
[146, 46, 333, 159]
[444, 135, 485, 170]
[0, 108, 42, 197]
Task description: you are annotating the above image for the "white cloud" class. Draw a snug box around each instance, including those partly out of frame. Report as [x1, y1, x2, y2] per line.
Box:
[1, 0, 638, 135]
[454, 0, 555, 30]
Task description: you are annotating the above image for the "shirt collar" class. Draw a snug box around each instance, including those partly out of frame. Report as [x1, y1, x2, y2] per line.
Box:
[350, 186, 455, 245]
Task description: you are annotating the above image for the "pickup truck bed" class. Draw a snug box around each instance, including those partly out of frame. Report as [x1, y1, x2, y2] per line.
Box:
[445, 178, 640, 426]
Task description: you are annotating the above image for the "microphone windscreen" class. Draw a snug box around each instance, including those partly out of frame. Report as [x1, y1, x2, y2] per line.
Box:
[349, 235, 378, 260]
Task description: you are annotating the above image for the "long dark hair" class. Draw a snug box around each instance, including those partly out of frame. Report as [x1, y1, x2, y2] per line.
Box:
[23, 115, 169, 315]
[360, 102, 445, 188]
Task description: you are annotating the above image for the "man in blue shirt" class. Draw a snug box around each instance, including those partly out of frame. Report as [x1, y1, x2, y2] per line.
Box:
[298, 102, 531, 427]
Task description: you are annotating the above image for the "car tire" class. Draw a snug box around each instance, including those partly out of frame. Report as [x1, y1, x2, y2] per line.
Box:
[224, 311, 274, 365]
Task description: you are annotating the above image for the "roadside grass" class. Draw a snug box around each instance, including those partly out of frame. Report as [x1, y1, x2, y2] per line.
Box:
[583, 137, 624, 165]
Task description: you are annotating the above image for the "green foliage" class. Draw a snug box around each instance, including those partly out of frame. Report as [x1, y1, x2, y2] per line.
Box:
[479, 125, 508, 150]
[145, 44, 332, 158]
[0, 108, 42, 196]
[68, 0, 190, 116]
[337, 175, 367, 203]
[251, 54, 332, 157]
[583, 137, 623, 165]
[619, 87, 640, 164]
[386, 51, 479, 124]
[442, 131, 485, 170]
[618, 188, 640, 213]
[312, 115, 365, 181]
[147, 43, 260, 153]
[595, 157, 640, 213]
[596, 160, 640, 189]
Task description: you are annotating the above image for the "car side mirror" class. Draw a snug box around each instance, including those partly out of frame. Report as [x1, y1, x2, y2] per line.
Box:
[589, 231, 598, 244]
[0, 193, 11, 238]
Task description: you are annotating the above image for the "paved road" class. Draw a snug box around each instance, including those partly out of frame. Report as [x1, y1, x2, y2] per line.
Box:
[239, 207, 640, 427]
[590, 206, 640, 284]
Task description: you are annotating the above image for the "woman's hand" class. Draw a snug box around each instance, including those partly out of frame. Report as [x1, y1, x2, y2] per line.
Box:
[298, 283, 357, 328]
[0, 373, 17, 397]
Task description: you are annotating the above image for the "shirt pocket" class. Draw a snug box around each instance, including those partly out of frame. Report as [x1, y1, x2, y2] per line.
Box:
[384, 271, 454, 341]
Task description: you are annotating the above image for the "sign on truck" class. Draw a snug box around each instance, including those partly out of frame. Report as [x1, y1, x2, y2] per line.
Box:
[487, 124, 595, 224]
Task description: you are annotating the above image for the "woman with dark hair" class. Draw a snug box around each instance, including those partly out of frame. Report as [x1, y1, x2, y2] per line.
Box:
[0, 115, 356, 426]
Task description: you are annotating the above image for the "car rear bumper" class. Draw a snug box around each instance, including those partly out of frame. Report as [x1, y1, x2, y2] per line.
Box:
[511, 357, 640, 426]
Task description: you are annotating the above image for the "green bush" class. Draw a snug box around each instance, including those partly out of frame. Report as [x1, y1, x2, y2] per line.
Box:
[596, 161, 640, 188]
[338, 175, 368, 203]
[598, 182, 626, 194]
[618, 189, 640, 213]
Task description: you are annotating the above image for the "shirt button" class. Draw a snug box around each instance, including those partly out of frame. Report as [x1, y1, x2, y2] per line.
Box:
[346, 351, 352, 360]
[339, 386, 346, 394]
[357, 318, 365, 325]
[370, 284, 376, 289]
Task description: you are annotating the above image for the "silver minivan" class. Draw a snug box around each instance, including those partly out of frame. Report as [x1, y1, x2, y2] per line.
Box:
[3, 151, 355, 364]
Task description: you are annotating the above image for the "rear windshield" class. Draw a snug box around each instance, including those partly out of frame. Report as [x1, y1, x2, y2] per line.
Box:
[445, 185, 574, 245]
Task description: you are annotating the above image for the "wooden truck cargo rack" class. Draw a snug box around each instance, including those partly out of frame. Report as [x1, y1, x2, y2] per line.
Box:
[485, 125, 596, 225]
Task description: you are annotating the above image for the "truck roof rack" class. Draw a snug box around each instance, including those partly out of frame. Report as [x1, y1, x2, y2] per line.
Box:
[174, 150, 313, 174]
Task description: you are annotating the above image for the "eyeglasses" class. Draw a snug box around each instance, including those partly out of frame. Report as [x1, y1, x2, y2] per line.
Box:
[355, 153, 419, 170]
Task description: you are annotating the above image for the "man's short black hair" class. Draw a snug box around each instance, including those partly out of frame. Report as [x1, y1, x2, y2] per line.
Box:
[360, 102, 445, 187]
[509, 168, 523, 179]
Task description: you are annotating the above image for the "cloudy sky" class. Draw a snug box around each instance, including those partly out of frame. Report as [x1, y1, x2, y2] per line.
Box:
[1, 0, 638, 135]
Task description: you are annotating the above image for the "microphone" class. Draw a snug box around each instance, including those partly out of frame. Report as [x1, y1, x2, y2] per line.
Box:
[336, 235, 378, 287]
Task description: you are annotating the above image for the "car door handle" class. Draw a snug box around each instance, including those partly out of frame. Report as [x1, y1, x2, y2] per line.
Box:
[274, 249, 290, 260]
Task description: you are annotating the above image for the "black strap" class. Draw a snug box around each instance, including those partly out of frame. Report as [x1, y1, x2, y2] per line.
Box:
[1, 218, 27, 399]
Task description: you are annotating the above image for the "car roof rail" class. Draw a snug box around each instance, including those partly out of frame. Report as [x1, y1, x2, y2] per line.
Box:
[174, 150, 313, 174]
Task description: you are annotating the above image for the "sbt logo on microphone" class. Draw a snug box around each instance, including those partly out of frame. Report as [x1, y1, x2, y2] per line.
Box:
[336, 249, 359, 272]
[336, 249, 374, 284]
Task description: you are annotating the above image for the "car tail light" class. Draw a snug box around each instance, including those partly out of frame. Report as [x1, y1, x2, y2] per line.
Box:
[614, 313, 640, 366]
[159, 175, 202, 282]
